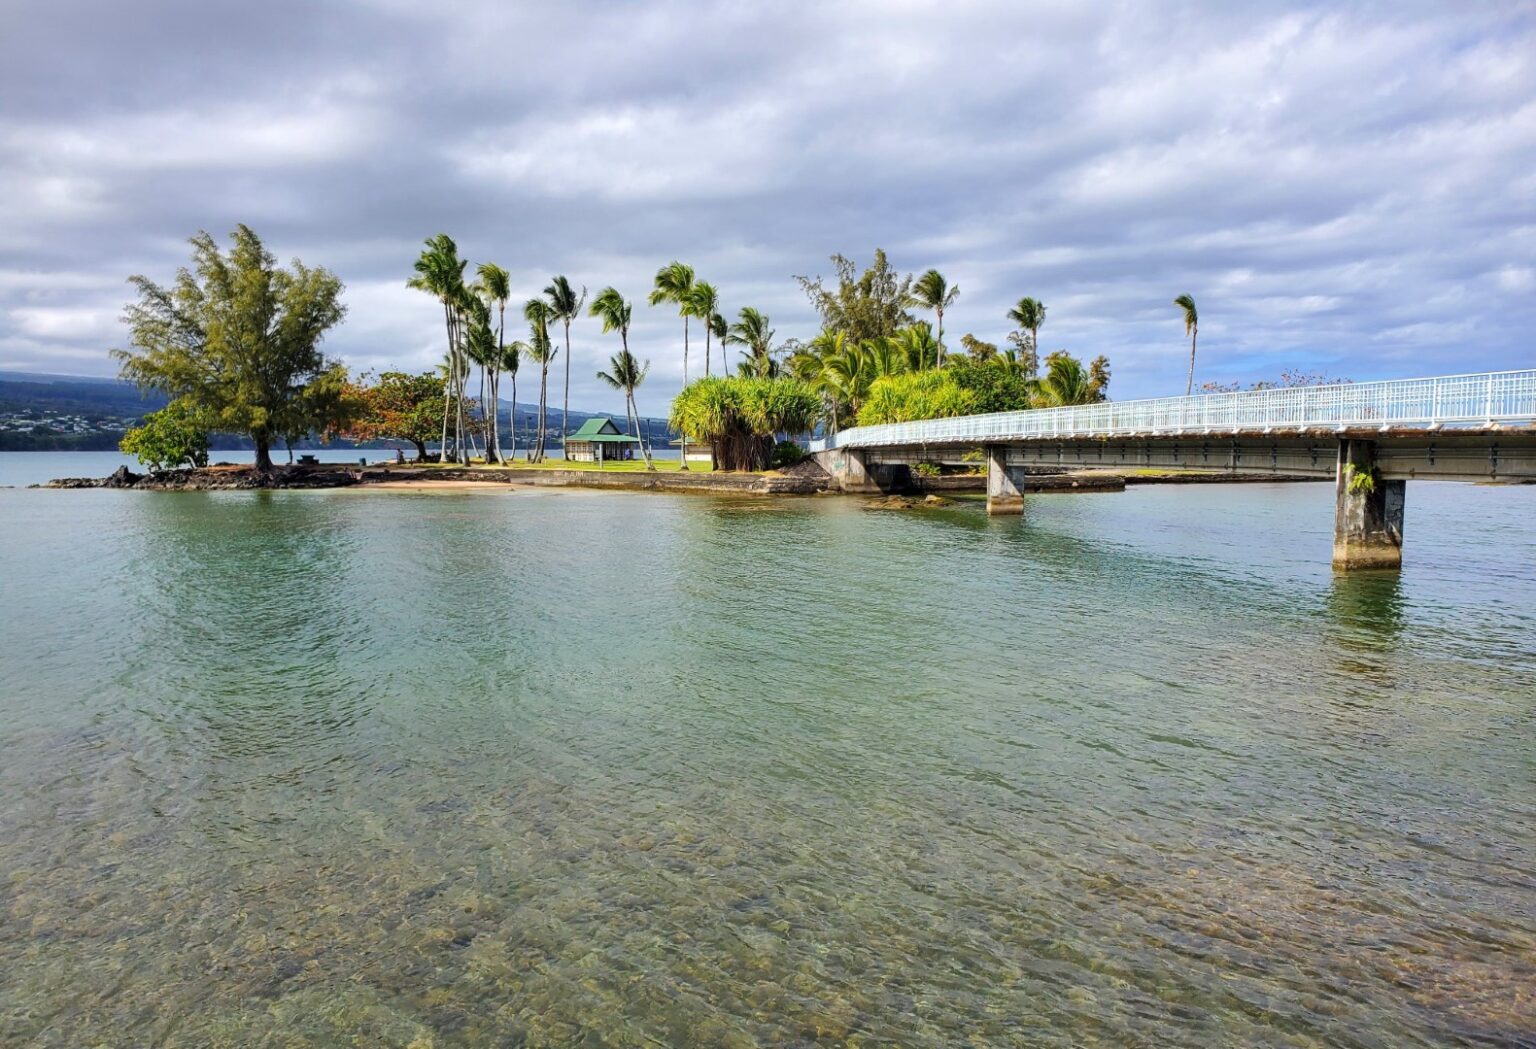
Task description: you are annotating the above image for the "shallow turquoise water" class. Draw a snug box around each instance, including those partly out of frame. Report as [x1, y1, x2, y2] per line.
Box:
[1, 478, 1533, 1047]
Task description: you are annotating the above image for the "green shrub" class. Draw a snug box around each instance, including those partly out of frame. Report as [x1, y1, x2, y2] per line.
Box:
[857, 371, 976, 426]
[120, 398, 211, 471]
[913, 460, 941, 477]
[770, 440, 808, 468]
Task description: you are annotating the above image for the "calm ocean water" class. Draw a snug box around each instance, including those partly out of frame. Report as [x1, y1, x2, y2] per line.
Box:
[1, 468, 1533, 1047]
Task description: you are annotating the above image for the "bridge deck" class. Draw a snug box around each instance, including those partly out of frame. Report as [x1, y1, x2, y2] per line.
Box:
[808, 369, 1536, 454]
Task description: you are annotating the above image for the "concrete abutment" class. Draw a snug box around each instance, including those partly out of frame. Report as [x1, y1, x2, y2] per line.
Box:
[985, 445, 1028, 515]
[1334, 438, 1405, 571]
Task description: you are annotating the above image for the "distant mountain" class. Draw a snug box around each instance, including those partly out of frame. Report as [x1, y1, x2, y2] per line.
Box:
[0, 371, 674, 452]
[0, 371, 168, 416]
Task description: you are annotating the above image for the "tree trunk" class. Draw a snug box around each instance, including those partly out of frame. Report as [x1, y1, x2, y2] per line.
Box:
[439, 302, 453, 462]
[936, 307, 943, 367]
[254, 435, 274, 473]
[704, 324, 711, 377]
[510, 373, 518, 460]
[562, 320, 572, 459]
[1185, 327, 1197, 397]
[534, 365, 549, 463]
[413, 439, 428, 462]
[679, 318, 691, 471]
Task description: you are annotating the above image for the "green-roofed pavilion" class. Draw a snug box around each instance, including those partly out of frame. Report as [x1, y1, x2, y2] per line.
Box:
[566, 417, 642, 464]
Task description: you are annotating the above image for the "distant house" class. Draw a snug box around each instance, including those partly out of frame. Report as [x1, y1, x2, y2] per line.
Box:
[565, 417, 642, 463]
[670, 438, 715, 469]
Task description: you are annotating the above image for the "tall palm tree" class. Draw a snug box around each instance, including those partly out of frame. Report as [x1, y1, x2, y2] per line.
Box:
[685, 281, 721, 377]
[589, 287, 654, 471]
[711, 310, 728, 376]
[649, 261, 696, 376]
[726, 307, 777, 377]
[474, 262, 511, 462]
[464, 295, 499, 460]
[524, 298, 556, 462]
[500, 340, 523, 460]
[407, 234, 468, 462]
[544, 276, 586, 458]
[1006, 297, 1047, 378]
[1174, 294, 1198, 396]
[649, 261, 696, 468]
[596, 350, 653, 471]
[909, 269, 959, 367]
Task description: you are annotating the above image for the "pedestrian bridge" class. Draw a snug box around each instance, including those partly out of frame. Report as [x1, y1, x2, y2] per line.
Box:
[809, 369, 1536, 569]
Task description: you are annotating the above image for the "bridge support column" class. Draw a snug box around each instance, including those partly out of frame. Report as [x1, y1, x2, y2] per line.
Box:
[1333, 439, 1405, 571]
[986, 445, 1026, 515]
[813, 447, 882, 493]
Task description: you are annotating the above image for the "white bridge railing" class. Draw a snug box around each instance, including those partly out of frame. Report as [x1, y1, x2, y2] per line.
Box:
[807, 369, 1536, 452]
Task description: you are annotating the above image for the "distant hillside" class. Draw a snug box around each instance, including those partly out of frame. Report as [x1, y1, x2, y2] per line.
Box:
[0, 371, 168, 416]
[0, 371, 674, 451]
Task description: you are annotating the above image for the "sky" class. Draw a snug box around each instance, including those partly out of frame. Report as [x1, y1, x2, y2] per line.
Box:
[1, 1, 1533, 417]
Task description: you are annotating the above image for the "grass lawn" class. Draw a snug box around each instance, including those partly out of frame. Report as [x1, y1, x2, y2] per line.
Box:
[408, 456, 715, 474]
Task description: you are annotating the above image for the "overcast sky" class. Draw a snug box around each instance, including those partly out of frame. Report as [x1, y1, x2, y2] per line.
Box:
[2, 1, 1533, 416]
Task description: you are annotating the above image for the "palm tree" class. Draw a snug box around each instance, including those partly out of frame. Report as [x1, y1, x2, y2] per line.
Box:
[596, 350, 653, 471]
[474, 262, 511, 462]
[1174, 294, 1198, 396]
[407, 235, 468, 462]
[649, 261, 696, 468]
[544, 276, 586, 458]
[500, 340, 523, 460]
[524, 298, 556, 462]
[891, 322, 937, 374]
[726, 307, 777, 377]
[1006, 297, 1047, 378]
[711, 311, 728, 376]
[685, 281, 721, 377]
[590, 287, 654, 470]
[1034, 351, 1106, 407]
[463, 296, 499, 460]
[909, 269, 959, 367]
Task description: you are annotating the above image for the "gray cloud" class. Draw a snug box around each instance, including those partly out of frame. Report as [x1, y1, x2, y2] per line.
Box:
[2, 0, 1533, 415]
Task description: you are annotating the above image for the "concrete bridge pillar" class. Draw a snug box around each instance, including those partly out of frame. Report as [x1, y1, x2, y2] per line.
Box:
[813, 447, 883, 494]
[1334, 439, 1405, 570]
[986, 445, 1027, 515]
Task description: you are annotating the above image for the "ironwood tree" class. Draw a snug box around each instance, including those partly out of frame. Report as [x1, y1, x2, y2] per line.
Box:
[114, 225, 347, 472]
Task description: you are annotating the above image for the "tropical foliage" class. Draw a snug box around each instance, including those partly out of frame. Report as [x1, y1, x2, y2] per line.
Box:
[1175, 293, 1198, 396]
[336, 370, 446, 461]
[908, 269, 959, 366]
[545, 275, 586, 457]
[119, 397, 212, 471]
[591, 287, 654, 470]
[524, 298, 557, 462]
[114, 225, 348, 472]
[795, 250, 914, 344]
[669, 376, 820, 472]
[1006, 297, 1046, 378]
[858, 371, 977, 426]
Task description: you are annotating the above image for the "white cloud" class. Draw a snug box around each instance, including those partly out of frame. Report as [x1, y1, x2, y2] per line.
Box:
[0, 0, 1532, 415]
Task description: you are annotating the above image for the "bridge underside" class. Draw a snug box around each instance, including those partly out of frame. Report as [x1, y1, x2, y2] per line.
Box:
[863, 429, 1536, 484]
[819, 429, 1535, 571]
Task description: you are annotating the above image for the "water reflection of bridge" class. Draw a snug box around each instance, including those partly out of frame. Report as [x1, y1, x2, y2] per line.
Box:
[811, 370, 1536, 570]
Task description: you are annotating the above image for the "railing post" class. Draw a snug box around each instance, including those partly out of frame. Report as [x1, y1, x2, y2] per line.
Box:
[1485, 374, 1495, 425]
